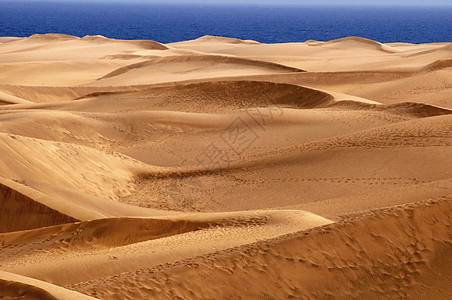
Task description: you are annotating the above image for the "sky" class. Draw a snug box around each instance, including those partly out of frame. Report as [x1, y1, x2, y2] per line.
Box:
[5, 0, 452, 6]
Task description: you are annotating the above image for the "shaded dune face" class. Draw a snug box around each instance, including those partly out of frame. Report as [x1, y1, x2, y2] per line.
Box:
[0, 180, 78, 233]
[0, 34, 451, 299]
[70, 81, 334, 113]
[0, 271, 97, 300]
[0, 279, 58, 300]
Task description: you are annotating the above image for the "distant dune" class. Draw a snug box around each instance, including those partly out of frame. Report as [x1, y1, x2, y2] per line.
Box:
[0, 34, 451, 299]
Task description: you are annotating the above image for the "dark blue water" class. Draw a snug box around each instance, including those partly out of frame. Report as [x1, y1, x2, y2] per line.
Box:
[0, 2, 451, 43]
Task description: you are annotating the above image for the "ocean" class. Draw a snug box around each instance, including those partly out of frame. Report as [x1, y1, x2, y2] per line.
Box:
[0, 2, 451, 44]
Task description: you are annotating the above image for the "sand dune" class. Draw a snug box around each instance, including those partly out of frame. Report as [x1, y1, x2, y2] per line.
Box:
[88, 55, 303, 86]
[0, 60, 127, 86]
[0, 34, 451, 299]
[51, 81, 332, 112]
[0, 91, 32, 105]
[0, 85, 140, 103]
[0, 271, 96, 300]
[0, 178, 77, 232]
[203, 66, 452, 108]
[171, 35, 451, 72]
[69, 197, 451, 299]
[194, 35, 260, 44]
[307, 36, 401, 53]
[0, 34, 168, 63]
[0, 210, 332, 287]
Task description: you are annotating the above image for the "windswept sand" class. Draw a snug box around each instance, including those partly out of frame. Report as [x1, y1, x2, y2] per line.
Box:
[0, 34, 451, 299]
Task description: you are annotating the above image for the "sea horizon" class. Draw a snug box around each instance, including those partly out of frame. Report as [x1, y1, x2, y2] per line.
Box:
[1, 2, 451, 44]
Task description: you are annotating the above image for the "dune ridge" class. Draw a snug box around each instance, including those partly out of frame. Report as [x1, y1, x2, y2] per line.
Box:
[419, 58, 452, 72]
[194, 35, 261, 44]
[94, 55, 304, 87]
[27, 33, 80, 41]
[0, 91, 32, 105]
[0, 271, 96, 300]
[81, 35, 168, 50]
[309, 36, 400, 53]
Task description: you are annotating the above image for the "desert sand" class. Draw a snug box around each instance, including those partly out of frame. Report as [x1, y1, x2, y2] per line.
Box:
[0, 33, 451, 299]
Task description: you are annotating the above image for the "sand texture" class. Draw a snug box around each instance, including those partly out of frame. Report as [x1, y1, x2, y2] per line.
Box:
[0, 34, 451, 299]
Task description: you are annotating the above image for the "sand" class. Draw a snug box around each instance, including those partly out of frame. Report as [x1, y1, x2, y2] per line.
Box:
[0, 33, 451, 299]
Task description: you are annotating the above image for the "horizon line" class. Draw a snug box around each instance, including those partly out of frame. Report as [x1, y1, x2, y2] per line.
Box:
[2, 0, 452, 8]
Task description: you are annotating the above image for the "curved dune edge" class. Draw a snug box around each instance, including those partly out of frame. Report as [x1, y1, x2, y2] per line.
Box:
[0, 210, 331, 253]
[0, 133, 155, 223]
[0, 80, 336, 110]
[311, 36, 400, 53]
[0, 91, 32, 105]
[27, 33, 79, 41]
[404, 43, 452, 58]
[76, 80, 334, 110]
[0, 131, 151, 203]
[0, 85, 139, 103]
[419, 58, 452, 72]
[193, 35, 261, 44]
[0, 271, 96, 300]
[329, 100, 452, 117]
[69, 196, 452, 299]
[97, 55, 304, 81]
[0, 178, 78, 233]
[0, 67, 409, 104]
[81, 35, 169, 50]
[25, 33, 168, 50]
[0, 217, 210, 250]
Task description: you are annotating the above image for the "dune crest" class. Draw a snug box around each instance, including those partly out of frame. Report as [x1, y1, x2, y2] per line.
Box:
[81, 35, 168, 50]
[27, 33, 79, 41]
[316, 36, 400, 53]
[195, 35, 260, 44]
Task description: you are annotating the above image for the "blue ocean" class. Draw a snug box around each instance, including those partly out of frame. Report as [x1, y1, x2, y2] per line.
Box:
[0, 2, 451, 43]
